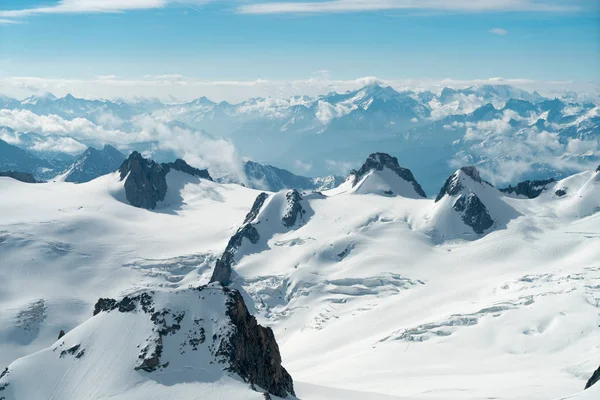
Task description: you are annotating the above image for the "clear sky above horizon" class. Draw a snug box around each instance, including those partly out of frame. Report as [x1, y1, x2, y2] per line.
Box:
[0, 0, 598, 100]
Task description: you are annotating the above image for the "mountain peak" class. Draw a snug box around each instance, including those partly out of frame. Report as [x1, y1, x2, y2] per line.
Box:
[351, 152, 427, 198]
[435, 166, 488, 202]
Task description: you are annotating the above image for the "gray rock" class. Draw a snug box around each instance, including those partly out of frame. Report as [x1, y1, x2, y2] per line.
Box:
[586, 365, 600, 389]
[453, 193, 494, 234]
[93, 286, 295, 398]
[163, 159, 213, 180]
[500, 178, 556, 199]
[436, 166, 492, 202]
[210, 192, 268, 286]
[282, 190, 306, 228]
[118, 152, 169, 209]
[243, 192, 269, 224]
[220, 289, 295, 398]
[351, 153, 427, 198]
[118, 152, 212, 210]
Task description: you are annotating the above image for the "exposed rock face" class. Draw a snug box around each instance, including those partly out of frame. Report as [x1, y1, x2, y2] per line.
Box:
[0, 171, 38, 183]
[500, 178, 556, 198]
[92, 286, 294, 398]
[282, 190, 306, 228]
[435, 166, 500, 235]
[453, 193, 494, 234]
[244, 192, 269, 225]
[118, 152, 169, 209]
[63, 145, 125, 183]
[163, 159, 213, 181]
[555, 188, 567, 197]
[220, 290, 295, 398]
[118, 153, 212, 209]
[586, 365, 600, 389]
[435, 166, 492, 202]
[210, 192, 268, 286]
[351, 153, 427, 198]
[597, 165, 600, 173]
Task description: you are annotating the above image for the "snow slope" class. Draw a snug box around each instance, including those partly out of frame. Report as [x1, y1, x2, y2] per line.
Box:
[1, 164, 599, 399]
[0, 284, 289, 400]
[0, 171, 261, 368]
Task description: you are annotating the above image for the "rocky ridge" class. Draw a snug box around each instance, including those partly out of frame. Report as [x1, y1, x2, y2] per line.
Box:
[350, 153, 427, 198]
[118, 152, 212, 209]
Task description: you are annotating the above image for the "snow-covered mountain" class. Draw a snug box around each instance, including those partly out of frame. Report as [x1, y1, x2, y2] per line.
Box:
[0, 151, 599, 399]
[217, 160, 343, 192]
[0, 284, 295, 400]
[1, 84, 598, 193]
[59, 145, 125, 183]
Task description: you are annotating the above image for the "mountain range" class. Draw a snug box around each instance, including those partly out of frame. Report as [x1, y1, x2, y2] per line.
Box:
[1, 83, 598, 195]
[0, 150, 598, 399]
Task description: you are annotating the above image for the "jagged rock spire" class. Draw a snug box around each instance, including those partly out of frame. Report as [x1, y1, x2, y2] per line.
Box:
[351, 152, 427, 198]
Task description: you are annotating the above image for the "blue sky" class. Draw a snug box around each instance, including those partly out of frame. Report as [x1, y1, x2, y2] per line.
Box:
[0, 0, 598, 100]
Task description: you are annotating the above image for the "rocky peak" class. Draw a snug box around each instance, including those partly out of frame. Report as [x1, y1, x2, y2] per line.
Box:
[210, 192, 269, 286]
[435, 166, 490, 202]
[282, 189, 306, 228]
[500, 178, 556, 199]
[163, 159, 213, 181]
[118, 152, 212, 210]
[596, 164, 600, 173]
[0, 171, 38, 183]
[435, 166, 498, 235]
[118, 152, 169, 209]
[64, 144, 126, 183]
[351, 152, 427, 198]
[222, 289, 295, 398]
[92, 285, 295, 398]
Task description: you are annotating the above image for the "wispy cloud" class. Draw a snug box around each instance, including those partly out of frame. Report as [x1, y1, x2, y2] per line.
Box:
[489, 28, 508, 36]
[0, 18, 20, 24]
[0, 0, 211, 18]
[237, 0, 578, 15]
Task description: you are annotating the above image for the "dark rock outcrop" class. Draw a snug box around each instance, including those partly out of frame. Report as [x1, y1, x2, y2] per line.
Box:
[163, 159, 213, 180]
[282, 190, 306, 228]
[0, 171, 38, 183]
[118, 152, 169, 209]
[93, 286, 294, 398]
[585, 365, 600, 389]
[435, 166, 492, 202]
[210, 192, 268, 286]
[500, 178, 556, 199]
[453, 193, 494, 234]
[118, 152, 212, 209]
[597, 165, 600, 173]
[220, 290, 295, 398]
[243, 192, 269, 225]
[350, 153, 427, 198]
[555, 188, 567, 197]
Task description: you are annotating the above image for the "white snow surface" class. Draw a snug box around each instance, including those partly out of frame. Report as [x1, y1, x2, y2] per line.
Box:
[1, 167, 600, 399]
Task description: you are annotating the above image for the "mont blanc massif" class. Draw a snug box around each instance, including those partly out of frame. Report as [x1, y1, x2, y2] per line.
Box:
[0, 84, 599, 400]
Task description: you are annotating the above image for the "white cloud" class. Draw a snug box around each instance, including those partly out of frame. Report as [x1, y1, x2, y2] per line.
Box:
[325, 159, 355, 175]
[237, 0, 577, 15]
[0, 18, 20, 24]
[489, 28, 508, 36]
[0, 0, 213, 18]
[295, 159, 313, 172]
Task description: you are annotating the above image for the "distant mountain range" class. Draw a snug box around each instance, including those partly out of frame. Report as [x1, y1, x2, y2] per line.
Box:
[1, 83, 598, 193]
